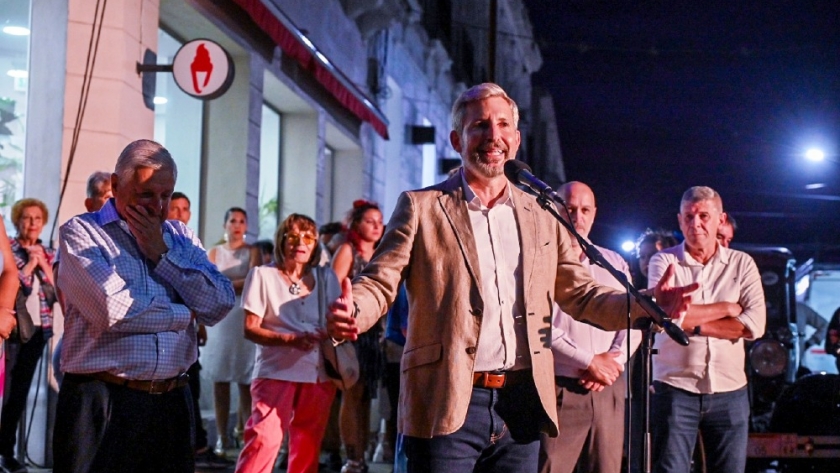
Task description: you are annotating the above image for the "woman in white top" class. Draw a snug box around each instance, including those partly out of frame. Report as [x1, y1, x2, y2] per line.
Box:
[201, 207, 260, 455]
[235, 214, 341, 473]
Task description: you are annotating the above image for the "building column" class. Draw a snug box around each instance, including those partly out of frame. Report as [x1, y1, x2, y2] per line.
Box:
[58, 0, 159, 226]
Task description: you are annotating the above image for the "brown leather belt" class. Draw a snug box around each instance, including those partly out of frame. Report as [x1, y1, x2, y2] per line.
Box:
[72, 371, 190, 394]
[472, 370, 531, 389]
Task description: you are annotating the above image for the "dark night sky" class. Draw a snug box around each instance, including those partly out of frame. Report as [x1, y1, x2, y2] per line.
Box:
[523, 1, 840, 261]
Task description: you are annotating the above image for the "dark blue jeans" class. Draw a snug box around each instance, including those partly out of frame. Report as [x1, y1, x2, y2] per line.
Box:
[651, 382, 749, 473]
[404, 380, 545, 473]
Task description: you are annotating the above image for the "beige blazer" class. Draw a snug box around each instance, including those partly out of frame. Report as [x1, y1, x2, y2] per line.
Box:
[353, 173, 648, 438]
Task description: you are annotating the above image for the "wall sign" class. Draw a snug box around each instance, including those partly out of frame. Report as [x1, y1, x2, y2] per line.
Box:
[171, 39, 235, 100]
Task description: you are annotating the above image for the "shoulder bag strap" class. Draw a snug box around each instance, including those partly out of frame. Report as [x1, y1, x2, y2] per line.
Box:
[316, 266, 327, 327]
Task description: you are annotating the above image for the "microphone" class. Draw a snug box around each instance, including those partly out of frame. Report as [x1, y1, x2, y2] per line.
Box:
[503, 159, 690, 346]
[503, 160, 565, 204]
[633, 295, 690, 346]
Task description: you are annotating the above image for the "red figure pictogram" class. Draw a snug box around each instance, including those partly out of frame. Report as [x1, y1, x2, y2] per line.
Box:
[190, 44, 213, 93]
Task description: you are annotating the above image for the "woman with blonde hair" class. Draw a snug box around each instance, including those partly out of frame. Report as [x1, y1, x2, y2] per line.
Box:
[1, 199, 57, 472]
[235, 214, 340, 473]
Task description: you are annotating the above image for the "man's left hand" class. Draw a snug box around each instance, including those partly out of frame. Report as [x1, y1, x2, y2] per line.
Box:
[327, 278, 359, 342]
[653, 263, 698, 322]
[578, 372, 606, 392]
[125, 205, 168, 264]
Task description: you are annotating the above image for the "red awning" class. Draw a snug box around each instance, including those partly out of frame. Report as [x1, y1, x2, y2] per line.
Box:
[232, 0, 389, 139]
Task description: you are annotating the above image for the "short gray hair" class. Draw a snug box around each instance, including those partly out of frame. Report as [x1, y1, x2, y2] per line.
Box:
[680, 186, 722, 212]
[114, 139, 177, 184]
[86, 171, 112, 199]
[451, 83, 519, 135]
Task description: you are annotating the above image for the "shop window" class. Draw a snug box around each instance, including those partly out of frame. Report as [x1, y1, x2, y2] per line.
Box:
[0, 0, 31, 223]
[153, 29, 204, 230]
[259, 104, 281, 239]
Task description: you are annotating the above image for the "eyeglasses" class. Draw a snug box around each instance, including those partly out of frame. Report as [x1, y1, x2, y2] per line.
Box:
[285, 233, 317, 246]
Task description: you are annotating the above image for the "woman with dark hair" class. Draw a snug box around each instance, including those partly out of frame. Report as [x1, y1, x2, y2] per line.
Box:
[331, 200, 384, 473]
[234, 214, 340, 473]
[1, 199, 57, 472]
[201, 207, 260, 457]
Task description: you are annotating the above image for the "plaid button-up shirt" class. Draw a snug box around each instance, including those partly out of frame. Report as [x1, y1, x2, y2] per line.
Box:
[57, 199, 235, 380]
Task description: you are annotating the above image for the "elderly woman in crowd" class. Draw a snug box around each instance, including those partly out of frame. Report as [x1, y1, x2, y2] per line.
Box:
[331, 200, 384, 473]
[0, 199, 57, 472]
[234, 214, 340, 473]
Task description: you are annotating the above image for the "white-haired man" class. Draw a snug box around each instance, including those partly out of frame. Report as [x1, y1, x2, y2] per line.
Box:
[538, 181, 641, 473]
[54, 139, 235, 472]
[327, 83, 696, 473]
[648, 186, 765, 473]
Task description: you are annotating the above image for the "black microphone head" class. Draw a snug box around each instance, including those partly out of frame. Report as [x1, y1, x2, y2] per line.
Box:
[503, 159, 531, 183]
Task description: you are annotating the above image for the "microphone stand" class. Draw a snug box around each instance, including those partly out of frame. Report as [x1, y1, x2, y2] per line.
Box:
[639, 320, 656, 473]
[530, 191, 686, 473]
[530, 193, 687, 344]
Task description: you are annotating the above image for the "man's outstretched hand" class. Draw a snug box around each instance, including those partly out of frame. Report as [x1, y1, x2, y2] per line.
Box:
[327, 278, 359, 342]
[653, 263, 698, 322]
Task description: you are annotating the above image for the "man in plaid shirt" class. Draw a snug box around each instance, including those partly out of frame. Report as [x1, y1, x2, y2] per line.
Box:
[53, 140, 235, 473]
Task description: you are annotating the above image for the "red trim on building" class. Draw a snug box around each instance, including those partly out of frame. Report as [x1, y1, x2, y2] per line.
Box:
[232, 0, 389, 139]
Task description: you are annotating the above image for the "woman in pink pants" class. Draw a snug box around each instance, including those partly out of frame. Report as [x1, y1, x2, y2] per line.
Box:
[0, 220, 21, 411]
[235, 214, 340, 473]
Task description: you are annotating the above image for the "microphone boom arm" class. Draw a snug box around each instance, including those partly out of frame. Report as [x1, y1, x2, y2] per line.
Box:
[535, 192, 689, 346]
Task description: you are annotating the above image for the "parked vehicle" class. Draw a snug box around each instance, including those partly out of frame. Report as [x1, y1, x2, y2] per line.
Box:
[741, 247, 840, 473]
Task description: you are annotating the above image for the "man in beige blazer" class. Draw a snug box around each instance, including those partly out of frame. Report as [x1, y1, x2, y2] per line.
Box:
[328, 83, 694, 473]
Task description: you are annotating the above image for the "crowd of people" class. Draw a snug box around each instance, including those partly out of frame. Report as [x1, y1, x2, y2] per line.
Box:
[0, 82, 835, 473]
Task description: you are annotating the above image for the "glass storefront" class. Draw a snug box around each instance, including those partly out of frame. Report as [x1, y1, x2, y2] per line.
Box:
[0, 0, 31, 224]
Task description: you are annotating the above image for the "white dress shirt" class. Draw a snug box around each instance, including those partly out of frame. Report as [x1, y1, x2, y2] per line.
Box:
[648, 242, 765, 394]
[552, 245, 641, 377]
[462, 173, 529, 371]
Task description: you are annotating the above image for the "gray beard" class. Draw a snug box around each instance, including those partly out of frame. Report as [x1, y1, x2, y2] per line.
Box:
[466, 154, 506, 179]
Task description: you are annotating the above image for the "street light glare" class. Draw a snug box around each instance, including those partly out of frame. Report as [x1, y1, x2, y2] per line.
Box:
[621, 240, 636, 253]
[805, 148, 825, 162]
